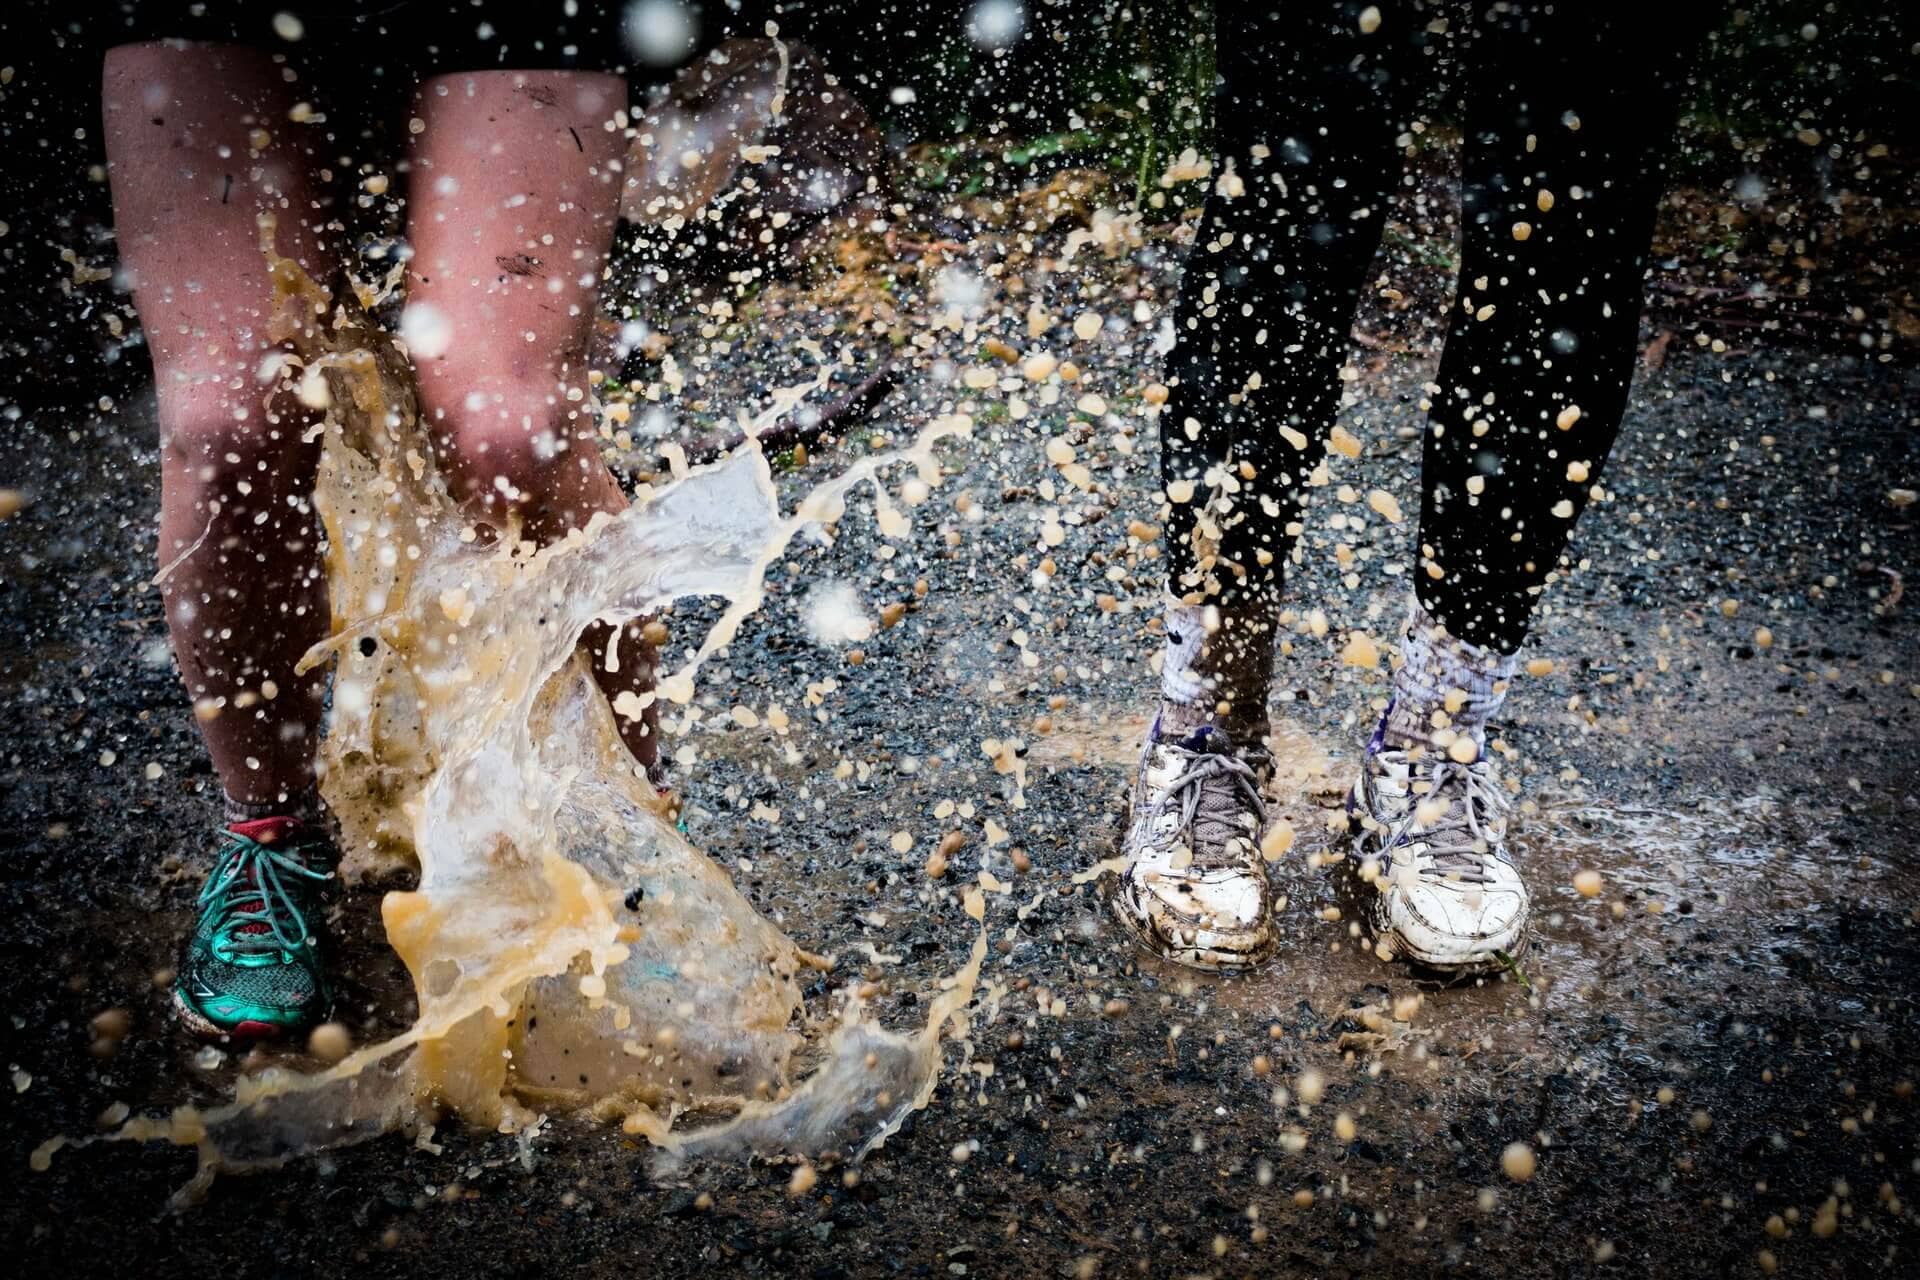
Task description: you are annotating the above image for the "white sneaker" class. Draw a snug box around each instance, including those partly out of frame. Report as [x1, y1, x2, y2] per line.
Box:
[1111, 718, 1275, 970]
[1345, 724, 1529, 973]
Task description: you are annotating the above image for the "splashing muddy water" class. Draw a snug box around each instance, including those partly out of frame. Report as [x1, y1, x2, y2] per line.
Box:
[33, 218, 986, 1196]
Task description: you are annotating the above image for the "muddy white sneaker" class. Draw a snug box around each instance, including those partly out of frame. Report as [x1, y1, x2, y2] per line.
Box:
[1112, 718, 1276, 970]
[1345, 722, 1528, 972]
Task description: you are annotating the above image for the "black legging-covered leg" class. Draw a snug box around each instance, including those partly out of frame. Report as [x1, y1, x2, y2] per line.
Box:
[1415, 4, 1716, 651]
[1158, 1, 1426, 728]
[1162, 2, 1712, 669]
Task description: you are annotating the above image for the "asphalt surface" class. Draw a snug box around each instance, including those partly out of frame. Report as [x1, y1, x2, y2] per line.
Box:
[3, 128, 1918, 1279]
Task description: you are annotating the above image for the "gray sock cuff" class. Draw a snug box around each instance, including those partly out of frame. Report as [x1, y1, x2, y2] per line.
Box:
[1159, 598, 1213, 706]
[1394, 596, 1518, 727]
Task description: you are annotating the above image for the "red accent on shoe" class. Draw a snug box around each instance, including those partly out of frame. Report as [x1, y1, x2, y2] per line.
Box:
[221, 817, 309, 938]
[227, 815, 304, 844]
[231, 1020, 283, 1041]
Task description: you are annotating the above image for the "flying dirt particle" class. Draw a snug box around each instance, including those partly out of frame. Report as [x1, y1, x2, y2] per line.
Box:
[1298, 1069, 1326, 1105]
[1391, 993, 1422, 1021]
[1045, 437, 1076, 466]
[1594, 1241, 1616, 1263]
[1260, 821, 1295, 862]
[1551, 499, 1574, 518]
[1335, 1112, 1357, 1142]
[1366, 489, 1403, 523]
[1143, 382, 1169, 405]
[787, 1164, 818, 1196]
[1166, 478, 1196, 504]
[1328, 425, 1363, 458]
[1292, 1188, 1315, 1208]
[1341, 632, 1380, 670]
[307, 1022, 351, 1063]
[1252, 1055, 1272, 1077]
[0, 489, 27, 521]
[950, 1142, 973, 1163]
[1573, 869, 1603, 897]
[1512, 222, 1532, 241]
[1757, 1248, 1779, 1274]
[90, 1008, 130, 1042]
[1537, 189, 1556, 212]
[1889, 488, 1917, 508]
[271, 12, 304, 41]
[1656, 1086, 1676, 1105]
[890, 830, 913, 854]
[1072, 312, 1103, 342]
[1566, 460, 1589, 482]
[1691, 1109, 1713, 1133]
[1103, 998, 1130, 1018]
[983, 337, 1018, 363]
[1556, 405, 1583, 430]
[1502, 1141, 1537, 1181]
[1754, 626, 1774, 650]
[1358, 6, 1382, 34]
[1720, 598, 1740, 618]
[1525, 657, 1554, 676]
[1446, 737, 1479, 764]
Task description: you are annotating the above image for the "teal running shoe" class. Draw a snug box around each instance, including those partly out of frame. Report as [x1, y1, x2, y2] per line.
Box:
[173, 816, 336, 1041]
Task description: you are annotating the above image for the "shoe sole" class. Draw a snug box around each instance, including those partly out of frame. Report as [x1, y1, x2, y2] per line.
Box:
[171, 987, 297, 1045]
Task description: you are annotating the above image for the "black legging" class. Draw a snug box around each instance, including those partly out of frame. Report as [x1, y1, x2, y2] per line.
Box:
[1162, 0, 1716, 652]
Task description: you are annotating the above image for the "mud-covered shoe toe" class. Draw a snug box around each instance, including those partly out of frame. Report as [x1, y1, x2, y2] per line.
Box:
[1115, 857, 1273, 968]
[1109, 720, 1277, 971]
[1377, 858, 1528, 969]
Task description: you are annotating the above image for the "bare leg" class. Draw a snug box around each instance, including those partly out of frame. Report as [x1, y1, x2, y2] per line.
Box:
[103, 42, 335, 813]
[404, 69, 659, 776]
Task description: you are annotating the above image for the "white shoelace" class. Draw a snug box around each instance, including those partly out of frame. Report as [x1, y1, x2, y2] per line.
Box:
[1153, 742, 1268, 870]
[1372, 752, 1510, 884]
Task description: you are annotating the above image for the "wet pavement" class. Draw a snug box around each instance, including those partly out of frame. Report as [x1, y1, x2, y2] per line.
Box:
[3, 148, 1918, 1278]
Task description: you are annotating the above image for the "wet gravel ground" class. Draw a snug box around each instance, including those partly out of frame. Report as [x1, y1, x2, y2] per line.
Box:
[3, 191, 1919, 1276]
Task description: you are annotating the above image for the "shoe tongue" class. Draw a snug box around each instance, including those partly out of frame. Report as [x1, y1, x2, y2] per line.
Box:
[223, 817, 307, 940]
[228, 816, 303, 845]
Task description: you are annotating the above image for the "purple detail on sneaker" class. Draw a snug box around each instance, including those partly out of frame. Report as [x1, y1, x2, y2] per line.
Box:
[1366, 698, 1395, 758]
[1178, 725, 1227, 754]
[1345, 701, 1395, 822]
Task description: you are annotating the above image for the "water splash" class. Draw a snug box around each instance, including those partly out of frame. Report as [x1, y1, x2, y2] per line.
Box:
[35, 215, 985, 1201]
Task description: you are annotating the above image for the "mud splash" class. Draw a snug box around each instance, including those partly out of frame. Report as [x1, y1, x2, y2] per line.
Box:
[35, 218, 985, 1197]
